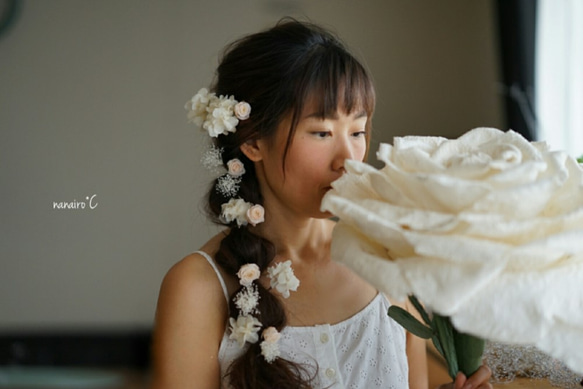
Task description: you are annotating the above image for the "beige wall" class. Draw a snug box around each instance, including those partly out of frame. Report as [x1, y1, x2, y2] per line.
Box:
[0, 0, 502, 330]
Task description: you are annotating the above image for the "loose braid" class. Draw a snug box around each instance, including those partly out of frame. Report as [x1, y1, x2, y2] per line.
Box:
[201, 18, 375, 388]
[207, 148, 315, 388]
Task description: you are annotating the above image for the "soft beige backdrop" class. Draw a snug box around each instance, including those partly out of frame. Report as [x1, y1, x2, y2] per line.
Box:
[0, 0, 502, 330]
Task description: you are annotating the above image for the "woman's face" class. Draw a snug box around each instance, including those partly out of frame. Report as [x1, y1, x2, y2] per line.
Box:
[253, 101, 369, 220]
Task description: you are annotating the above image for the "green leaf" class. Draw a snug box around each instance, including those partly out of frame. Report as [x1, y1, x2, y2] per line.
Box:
[433, 314, 458, 379]
[388, 306, 434, 339]
[453, 328, 485, 377]
[408, 295, 432, 326]
[577, 155, 583, 164]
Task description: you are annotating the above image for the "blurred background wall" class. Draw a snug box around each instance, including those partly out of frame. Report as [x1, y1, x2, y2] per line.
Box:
[0, 0, 502, 332]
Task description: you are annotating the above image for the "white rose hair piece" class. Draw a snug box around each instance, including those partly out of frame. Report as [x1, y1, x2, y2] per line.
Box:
[185, 88, 251, 137]
[186, 87, 265, 228]
[260, 327, 282, 363]
[221, 198, 265, 228]
[187, 86, 285, 364]
[230, 261, 296, 363]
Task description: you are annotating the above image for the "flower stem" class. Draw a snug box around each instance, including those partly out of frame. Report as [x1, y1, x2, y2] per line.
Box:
[432, 314, 485, 379]
[453, 325, 485, 377]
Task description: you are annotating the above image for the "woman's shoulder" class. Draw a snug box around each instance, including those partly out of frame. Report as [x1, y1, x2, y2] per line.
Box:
[158, 230, 230, 310]
[152, 231, 231, 388]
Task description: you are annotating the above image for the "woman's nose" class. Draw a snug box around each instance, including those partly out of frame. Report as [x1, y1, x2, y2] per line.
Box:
[332, 137, 356, 172]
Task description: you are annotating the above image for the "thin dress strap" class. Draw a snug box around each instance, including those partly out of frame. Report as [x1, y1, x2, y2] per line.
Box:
[195, 250, 230, 305]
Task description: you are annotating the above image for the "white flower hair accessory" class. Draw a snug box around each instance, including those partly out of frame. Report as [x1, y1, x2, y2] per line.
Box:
[260, 327, 282, 363]
[229, 315, 262, 348]
[231, 263, 262, 345]
[215, 158, 247, 198]
[246, 204, 265, 226]
[221, 198, 265, 227]
[234, 101, 251, 120]
[185, 88, 251, 137]
[227, 158, 246, 177]
[217, 174, 241, 198]
[201, 144, 224, 172]
[234, 285, 260, 316]
[237, 263, 261, 287]
[221, 198, 251, 227]
[267, 260, 300, 298]
[234, 263, 261, 317]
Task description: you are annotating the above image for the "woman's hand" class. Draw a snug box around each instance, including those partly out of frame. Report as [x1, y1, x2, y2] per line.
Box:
[437, 365, 493, 389]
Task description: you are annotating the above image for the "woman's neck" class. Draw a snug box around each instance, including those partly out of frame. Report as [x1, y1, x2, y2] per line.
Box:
[253, 211, 333, 265]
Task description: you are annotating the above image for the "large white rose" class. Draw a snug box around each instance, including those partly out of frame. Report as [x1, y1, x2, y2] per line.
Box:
[321, 127, 583, 374]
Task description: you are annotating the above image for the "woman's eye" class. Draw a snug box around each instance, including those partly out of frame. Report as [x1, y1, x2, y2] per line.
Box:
[312, 131, 331, 138]
[352, 130, 367, 138]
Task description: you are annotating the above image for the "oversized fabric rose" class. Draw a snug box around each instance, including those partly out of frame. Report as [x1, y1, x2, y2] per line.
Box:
[321, 127, 583, 375]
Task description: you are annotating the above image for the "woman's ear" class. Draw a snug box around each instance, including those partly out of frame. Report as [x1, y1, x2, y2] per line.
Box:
[240, 140, 263, 162]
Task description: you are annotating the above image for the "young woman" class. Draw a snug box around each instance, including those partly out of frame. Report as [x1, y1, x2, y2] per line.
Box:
[151, 19, 492, 389]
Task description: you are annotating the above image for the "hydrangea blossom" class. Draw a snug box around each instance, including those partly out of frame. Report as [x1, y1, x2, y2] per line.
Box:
[267, 260, 300, 298]
[229, 315, 262, 348]
[185, 88, 250, 138]
[221, 198, 251, 227]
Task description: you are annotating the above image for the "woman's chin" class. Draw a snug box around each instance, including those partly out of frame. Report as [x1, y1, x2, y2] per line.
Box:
[315, 209, 335, 220]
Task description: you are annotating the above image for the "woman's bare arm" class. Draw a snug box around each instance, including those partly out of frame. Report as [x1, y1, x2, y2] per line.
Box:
[150, 253, 228, 389]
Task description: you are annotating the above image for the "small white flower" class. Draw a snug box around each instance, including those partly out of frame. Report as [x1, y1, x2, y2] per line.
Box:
[260, 327, 281, 363]
[234, 284, 260, 316]
[267, 260, 300, 298]
[203, 95, 239, 137]
[229, 314, 262, 348]
[201, 145, 224, 172]
[227, 158, 246, 177]
[262, 326, 281, 344]
[246, 204, 265, 226]
[185, 88, 214, 127]
[221, 198, 251, 227]
[237, 263, 261, 287]
[217, 175, 241, 198]
[260, 339, 280, 363]
[234, 101, 251, 120]
[186, 88, 251, 138]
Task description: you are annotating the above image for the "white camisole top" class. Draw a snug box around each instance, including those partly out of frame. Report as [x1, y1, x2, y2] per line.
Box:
[197, 250, 409, 389]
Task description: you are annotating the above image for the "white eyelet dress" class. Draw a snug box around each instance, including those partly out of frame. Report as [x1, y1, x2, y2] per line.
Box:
[197, 251, 409, 389]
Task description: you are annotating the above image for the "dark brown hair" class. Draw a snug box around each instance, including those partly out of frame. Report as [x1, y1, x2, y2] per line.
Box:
[205, 18, 375, 388]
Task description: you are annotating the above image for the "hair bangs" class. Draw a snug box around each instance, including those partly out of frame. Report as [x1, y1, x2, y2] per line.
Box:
[299, 46, 375, 120]
[279, 34, 376, 170]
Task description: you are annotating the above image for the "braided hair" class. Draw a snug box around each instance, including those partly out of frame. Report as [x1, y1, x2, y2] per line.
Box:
[203, 18, 375, 388]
